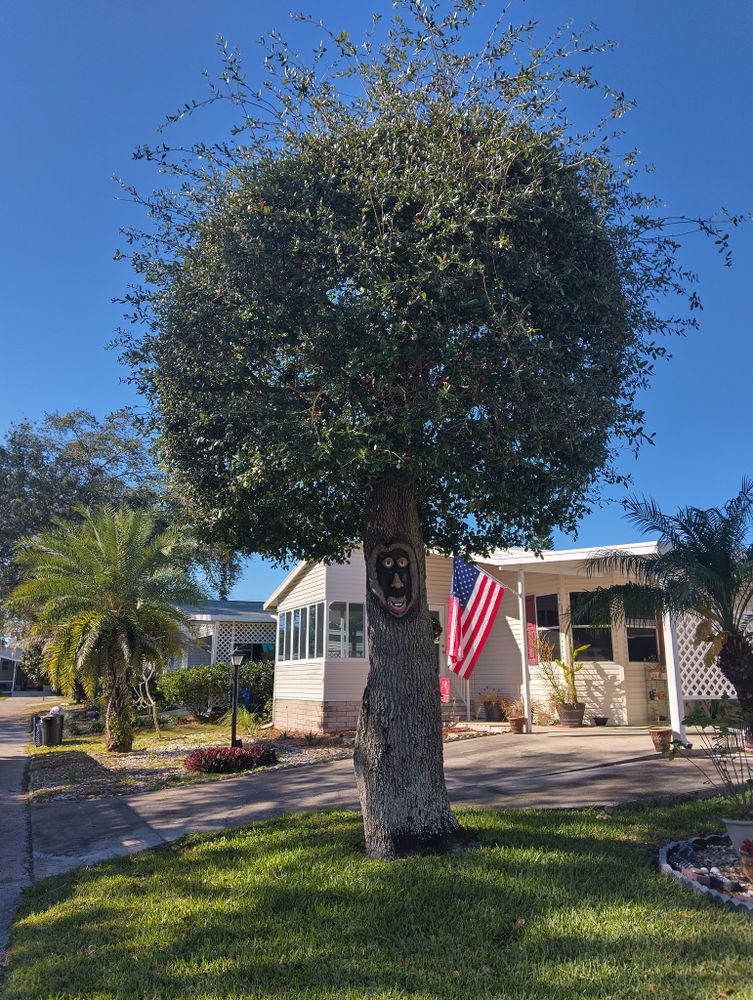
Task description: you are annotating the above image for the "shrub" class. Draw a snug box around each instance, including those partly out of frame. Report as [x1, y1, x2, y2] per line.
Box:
[158, 661, 274, 722]
[184, 745, 278, 774]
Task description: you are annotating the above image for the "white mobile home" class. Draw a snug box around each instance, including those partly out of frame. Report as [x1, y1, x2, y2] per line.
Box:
[264, 544, 734, 734]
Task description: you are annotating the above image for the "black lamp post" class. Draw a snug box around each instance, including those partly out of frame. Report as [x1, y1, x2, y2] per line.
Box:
[230, 649, 245, 748]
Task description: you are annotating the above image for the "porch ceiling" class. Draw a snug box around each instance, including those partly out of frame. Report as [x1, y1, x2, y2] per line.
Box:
[474, 540, 660, 579]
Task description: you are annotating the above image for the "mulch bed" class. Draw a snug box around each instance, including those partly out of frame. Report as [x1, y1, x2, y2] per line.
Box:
[28, 724, 495, 802]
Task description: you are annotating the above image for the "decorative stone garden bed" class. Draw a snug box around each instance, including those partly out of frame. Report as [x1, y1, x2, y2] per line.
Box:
[659, 833, 753, 915]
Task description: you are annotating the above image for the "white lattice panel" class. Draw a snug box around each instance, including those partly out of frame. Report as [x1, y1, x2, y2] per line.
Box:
[215, 621, 276, 662]
[675, 615, 735, 700]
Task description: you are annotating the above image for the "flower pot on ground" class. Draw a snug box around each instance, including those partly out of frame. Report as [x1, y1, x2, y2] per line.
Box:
[480, 689, 507, 722]
[508, 716, 527, 734]
[648, 726, 673, 753]
[723, 818, 753, 852]
[537, 636, 590, 729]
[592, 715, 609, 726]
[557, 703, 586, 727]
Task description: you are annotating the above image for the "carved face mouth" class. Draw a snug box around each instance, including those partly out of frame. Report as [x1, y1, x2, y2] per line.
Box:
[386, 595, 408, 616]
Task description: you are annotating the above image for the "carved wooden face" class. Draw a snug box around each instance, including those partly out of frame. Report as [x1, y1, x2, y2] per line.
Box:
[367, 541, 418, 618]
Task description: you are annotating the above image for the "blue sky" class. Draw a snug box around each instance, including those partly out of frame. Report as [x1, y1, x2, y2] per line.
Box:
[1, 1, 751, 599]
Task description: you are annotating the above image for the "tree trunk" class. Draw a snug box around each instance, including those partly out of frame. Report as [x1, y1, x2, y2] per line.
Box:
[717, 633, 753, 727]
[354, 475, 462, 858]
[104, 658, 134, 752]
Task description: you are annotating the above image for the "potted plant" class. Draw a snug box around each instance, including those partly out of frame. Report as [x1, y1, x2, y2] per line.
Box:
[481, 689, 506, 722]
[503, 697, 528, 734]
[537, 634, 590, 727]
[673, 701, 753, 849]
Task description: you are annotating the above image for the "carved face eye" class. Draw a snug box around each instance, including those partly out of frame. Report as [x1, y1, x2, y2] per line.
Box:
[382, 557, 394, 569]
[396, 557, 409, 569]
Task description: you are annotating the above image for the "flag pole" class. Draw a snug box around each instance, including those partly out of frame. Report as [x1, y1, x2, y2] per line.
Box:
[516, 570, 532, 733]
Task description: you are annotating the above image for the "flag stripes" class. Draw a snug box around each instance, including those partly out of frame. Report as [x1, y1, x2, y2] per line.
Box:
[447, 556, 505, 679]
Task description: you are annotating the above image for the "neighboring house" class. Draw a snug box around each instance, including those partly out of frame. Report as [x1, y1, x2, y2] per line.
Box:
[0, 643, 27, 693]
[263, 544, 734, 734]
[172, 601, 277, 668]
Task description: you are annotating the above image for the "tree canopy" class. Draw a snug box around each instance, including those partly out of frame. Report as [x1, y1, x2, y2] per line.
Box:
[120, 2, 733, 565]
[0, 409, 242, 606]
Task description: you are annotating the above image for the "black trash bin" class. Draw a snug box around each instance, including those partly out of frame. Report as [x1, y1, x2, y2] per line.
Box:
[41, 713, 64, 747]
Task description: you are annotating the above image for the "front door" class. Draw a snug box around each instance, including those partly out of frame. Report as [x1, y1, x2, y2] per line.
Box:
[433, 606, 469, 715]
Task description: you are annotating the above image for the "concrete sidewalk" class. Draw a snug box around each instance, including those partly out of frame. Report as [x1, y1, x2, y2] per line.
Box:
[28, 727, 707, 880]
[0, 697, 42, 970]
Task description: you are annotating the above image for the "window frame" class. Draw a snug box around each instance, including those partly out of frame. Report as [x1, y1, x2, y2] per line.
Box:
[569, 591, 614, 662]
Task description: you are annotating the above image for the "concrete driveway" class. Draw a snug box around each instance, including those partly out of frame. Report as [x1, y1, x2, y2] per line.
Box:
[25, 726, 707, 880]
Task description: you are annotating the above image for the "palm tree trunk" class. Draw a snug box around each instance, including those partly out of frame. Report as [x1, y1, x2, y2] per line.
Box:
[104, 657, 134, 752]
[717, 634, 753, 720]
[354, 474, 463, 859]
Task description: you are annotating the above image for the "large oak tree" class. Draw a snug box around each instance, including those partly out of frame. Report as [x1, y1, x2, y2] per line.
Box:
[120, 2, 733, 857]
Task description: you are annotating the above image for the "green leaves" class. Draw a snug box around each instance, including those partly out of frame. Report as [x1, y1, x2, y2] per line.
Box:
[8, 506, 203, 698]
[120, 2, 723, 565]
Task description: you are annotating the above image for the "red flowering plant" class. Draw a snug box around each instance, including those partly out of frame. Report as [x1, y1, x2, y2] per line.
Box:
[184, 745, 277, 774]
[740, 840, 753, 857]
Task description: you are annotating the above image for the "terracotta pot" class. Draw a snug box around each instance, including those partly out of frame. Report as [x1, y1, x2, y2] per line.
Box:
[557, 703, 585, 727]
[508, 716, 527, 734]
[649, 726, 673, 753]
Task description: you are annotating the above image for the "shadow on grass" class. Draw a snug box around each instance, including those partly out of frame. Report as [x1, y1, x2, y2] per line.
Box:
[6, 806, 753, 1000]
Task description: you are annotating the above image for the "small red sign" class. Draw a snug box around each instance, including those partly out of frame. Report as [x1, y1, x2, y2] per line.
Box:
[439, 677, 451, 703]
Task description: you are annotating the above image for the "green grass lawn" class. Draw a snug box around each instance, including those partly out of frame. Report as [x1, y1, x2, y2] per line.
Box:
[5, 801, 753, 1000]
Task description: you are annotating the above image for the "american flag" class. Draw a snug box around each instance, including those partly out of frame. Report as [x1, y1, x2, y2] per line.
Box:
[447, 556, 505, 679]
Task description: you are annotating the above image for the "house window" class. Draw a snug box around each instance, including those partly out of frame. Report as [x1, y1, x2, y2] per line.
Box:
[308, 604, 317, 659]
[277, 614, 287, 660]
[283, 610, 292, 661]
[300, 606, 308, 659]
[328, 602, 366, 658]
[535, 594, 561, 660]
[569, 592, 613, 661]
[316, 602, 324, 657]
[348, 603, 365, 658]
[292, 609, 301, 661]
[627, 619, 659, 661]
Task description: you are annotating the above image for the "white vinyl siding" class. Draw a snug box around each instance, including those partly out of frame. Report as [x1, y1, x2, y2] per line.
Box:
[274, 564, 327, 702]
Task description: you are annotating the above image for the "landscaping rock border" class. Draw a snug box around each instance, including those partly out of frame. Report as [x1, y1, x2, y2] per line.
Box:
[659, 834, 753, 916]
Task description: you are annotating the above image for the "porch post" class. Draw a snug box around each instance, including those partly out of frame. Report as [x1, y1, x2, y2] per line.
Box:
[210, 622, 219, 665]
[662, 611, 687, 745]
[516, 570, 532, 733]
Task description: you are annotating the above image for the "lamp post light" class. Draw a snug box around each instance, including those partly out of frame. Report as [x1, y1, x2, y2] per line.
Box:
[230, 649, 245, 748]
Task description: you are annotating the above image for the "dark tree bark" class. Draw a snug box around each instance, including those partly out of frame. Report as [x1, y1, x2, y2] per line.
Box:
[354, 475, 462, 858]
[718, 635, 753, 718]
[104, 657, 134, 753]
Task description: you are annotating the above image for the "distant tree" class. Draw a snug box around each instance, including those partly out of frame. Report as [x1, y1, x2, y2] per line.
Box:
[8, 507, 203, 751]
[120, 2, 741, 855]
[0, 410, 244, 608]
[0, 410, 160, 601]
[584, 482, 753, 716]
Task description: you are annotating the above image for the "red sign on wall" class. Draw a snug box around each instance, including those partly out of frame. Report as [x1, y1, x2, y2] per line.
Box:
[439, 677, 451, 703]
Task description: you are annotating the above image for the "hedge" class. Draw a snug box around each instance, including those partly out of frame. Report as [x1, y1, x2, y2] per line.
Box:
[158, 661, 274, 722]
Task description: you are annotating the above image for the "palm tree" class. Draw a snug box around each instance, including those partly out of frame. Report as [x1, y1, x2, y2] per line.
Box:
[8, 506, 203, 751]
[582, 481, 753, 716]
